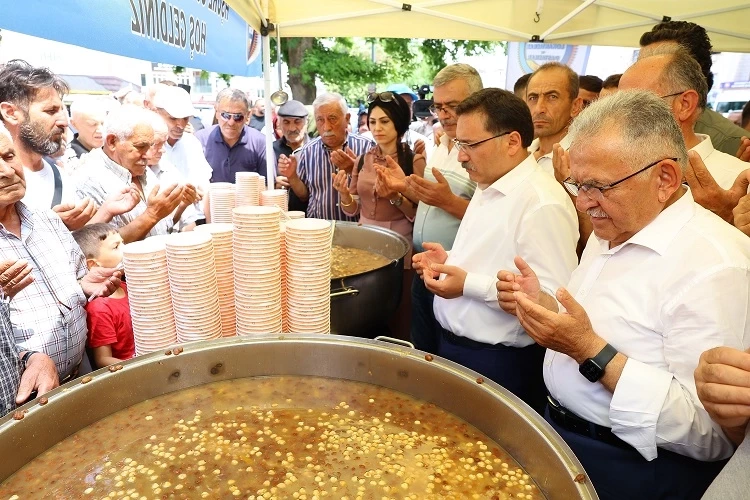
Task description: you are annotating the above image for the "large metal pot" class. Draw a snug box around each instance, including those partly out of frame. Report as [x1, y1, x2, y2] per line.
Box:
[330, 222, 409, 337]
[0, 335, 597, 499]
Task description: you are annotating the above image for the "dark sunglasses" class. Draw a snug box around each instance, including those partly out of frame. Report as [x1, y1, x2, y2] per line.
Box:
[367, 91, 395, 104]
[220, 111, 245, 122]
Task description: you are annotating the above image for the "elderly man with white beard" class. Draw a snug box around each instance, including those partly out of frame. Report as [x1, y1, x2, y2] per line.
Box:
[497, 90, 750, 499]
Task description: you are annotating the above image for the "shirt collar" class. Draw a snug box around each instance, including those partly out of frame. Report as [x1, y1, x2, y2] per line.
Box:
[213, 125, 248, 146]
[528, 134, 571, 158]
[96, 148, 146, 185]
[484, 154, 537, 195]
[596, 188, 695, 256]
[690, 134, 716, 162]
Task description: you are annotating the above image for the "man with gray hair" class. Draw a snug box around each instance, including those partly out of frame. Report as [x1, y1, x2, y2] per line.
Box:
[501, 90, 750, 498]
[278, 92, 373, 220]
[69, 97, 109, 158]
[197, 88, 266, 183]
[75, 105, 186, 242]
[398, 63, 482, 353]
[619, 49, 749, 223]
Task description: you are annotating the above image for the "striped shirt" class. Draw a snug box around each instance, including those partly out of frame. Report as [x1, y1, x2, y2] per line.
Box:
[297, 134, 373, 220]
[0, 297, 22, 416]
[0, 203, 88, 379]
[412, 134, 476, 252]
[75, 148, 173, 237]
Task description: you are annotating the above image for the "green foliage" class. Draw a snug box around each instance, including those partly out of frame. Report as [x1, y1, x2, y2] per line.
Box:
[271, 37, 504, 104]
[173, 66, 186, 75]
[218, 73, 232, 86]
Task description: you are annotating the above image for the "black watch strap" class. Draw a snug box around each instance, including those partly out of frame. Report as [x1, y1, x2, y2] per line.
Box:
[579, 343, 618, 382]
[20, 350, 37, 368]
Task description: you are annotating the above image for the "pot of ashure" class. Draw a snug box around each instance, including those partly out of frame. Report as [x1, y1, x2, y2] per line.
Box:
[0, 335, 597, 499]
[330, 222, 409, 337]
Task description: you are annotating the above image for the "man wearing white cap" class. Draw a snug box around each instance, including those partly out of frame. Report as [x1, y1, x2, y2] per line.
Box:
[153, 86, 211, 219]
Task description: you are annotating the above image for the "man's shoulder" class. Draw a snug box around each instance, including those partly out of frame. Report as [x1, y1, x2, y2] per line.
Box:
[696, 109, 747, 154]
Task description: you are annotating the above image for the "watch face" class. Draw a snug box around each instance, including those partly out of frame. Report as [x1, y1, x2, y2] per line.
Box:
[579, 360, 602, 382]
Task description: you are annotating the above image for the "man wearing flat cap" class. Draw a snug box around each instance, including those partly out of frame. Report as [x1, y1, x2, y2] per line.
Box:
[274, 100, 309, 212]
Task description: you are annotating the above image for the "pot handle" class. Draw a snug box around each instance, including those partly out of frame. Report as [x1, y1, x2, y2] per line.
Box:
[374, 336, 415, 349]
[330, 287, 360, 298]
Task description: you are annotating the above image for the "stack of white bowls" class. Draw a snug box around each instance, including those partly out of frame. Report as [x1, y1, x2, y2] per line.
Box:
[261, 189, 289, 213]
[209, 182, 235, 223]
[284, 218, 332, 333]
[286, 211, 306, 220]
[122, 237, 177, 355]
[165, 232, 223, 342]
[194, 223, 236, 337]
[232, 206, 283, 335]
[235, 172, 262, 207]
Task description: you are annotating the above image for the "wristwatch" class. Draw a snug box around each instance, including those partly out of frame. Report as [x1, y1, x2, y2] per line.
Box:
[20, 350, 38, 368]
[579, 344, 618, 382]
[389, 194, 403, 207]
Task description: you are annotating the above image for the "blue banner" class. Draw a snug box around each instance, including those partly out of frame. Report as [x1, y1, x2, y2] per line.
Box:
[0, 0, 262, 76]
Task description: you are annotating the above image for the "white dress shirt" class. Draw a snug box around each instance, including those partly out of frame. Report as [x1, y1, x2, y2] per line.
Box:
[163, 134, 212, 190]
[544, 189, 750, 462]
[528, 134, 571, 178]
[691, 134, 749, 191]
[149, 159, 201, 227]
[433, 154, 579, 347]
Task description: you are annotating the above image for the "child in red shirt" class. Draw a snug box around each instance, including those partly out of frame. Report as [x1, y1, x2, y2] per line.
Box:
[73, 223, 134, 368]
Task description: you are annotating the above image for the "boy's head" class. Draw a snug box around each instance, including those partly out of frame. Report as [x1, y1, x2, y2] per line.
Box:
[72, 223, 123, 270]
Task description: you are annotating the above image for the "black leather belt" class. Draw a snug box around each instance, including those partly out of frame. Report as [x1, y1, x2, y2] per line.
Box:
[547, 396, 632, 450]
[439, 327, 514, 350]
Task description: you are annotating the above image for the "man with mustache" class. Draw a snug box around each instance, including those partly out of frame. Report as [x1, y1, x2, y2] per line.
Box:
[0, 60, 134, 231]
[525, 62, 583, 180]
[273, 99, 309, 213]
[413, 88, 578, 413]
[278, 93, 372, 220]
[498, 90, 750, 499]
[75, 106, 187, 243]
[618, 49, 749, 224]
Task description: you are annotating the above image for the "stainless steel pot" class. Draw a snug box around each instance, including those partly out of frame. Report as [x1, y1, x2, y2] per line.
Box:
[0, 335, 597, 499]
[330, 222, 409, 336]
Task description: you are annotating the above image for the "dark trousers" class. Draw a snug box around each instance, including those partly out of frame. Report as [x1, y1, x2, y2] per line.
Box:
[545, 407, 727, 500]
[437, 326, 547, 414]
[410, 273, 439, 354]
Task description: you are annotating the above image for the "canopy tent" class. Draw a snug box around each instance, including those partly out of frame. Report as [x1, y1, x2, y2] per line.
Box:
[226, 0, 750, 53]
[226, 0, 750, 189]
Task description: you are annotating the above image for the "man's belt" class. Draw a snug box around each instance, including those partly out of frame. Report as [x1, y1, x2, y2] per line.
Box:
[547, 396, 632, 450]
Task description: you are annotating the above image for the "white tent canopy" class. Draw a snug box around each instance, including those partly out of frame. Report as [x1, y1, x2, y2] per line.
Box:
[227, 0, 750, 53]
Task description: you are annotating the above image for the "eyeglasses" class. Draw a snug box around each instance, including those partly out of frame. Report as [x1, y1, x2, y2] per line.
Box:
[453, 131, 510, 153]
[220, 111, 245, 122]
[658, 91, 687, 100]
[367, 92, 395, 103]
[563, 157, 678, 200]
[429, 102, 459, 115]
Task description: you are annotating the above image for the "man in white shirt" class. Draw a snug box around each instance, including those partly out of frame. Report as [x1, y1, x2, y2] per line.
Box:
[404, 64, 482, 354]
[413, 88, 579, 413]
[504, 90, 750, 499]
[525, 62, 583, 179]
[619, 49, 750, 223]
[152, 86, 211, 220]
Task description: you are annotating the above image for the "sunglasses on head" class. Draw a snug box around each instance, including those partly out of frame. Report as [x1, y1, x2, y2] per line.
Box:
[367, 91, 395, 104]
[220, 111, 245, 122]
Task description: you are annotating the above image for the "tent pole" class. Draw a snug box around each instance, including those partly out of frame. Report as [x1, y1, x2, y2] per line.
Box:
[262, 0, 275, 191]
[539, 0, 597, 40]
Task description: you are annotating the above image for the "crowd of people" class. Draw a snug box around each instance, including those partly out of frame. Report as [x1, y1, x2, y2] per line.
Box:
[0, 19, 749, 500]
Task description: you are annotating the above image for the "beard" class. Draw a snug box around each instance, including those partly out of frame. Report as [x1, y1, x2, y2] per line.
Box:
[19, 120, 64, 156]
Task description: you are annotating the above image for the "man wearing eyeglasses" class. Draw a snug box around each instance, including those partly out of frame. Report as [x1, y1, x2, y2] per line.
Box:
[500, 90, 750, 499]
[405, 64, 482, 355]
[198, 88, 267, 186]
[413, 88, 579, 414]
[619, 49, 749, 225]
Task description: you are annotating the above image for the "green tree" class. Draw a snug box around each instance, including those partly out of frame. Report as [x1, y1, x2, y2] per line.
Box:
[271, 37, 503, 105]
